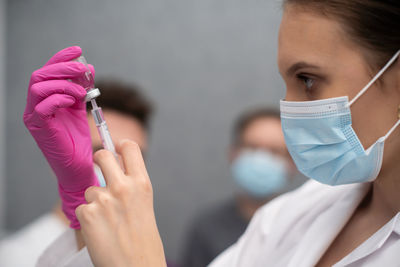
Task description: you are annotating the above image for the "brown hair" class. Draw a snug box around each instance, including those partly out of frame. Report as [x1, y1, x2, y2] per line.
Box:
[88, 79, 154, 130]
[232, 108, 280, 146]
[283, 0, 400, 68]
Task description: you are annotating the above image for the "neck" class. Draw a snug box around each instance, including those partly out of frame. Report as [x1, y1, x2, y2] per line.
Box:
[371, 171, 400, 218]
[369, 140, 400, 219]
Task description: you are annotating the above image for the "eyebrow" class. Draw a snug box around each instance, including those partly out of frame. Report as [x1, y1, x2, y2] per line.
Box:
[286, 61, 320, 77]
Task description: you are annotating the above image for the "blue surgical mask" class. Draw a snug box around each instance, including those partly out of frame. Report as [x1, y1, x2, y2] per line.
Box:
[231, 150, 288, 198]
[280, 50, 400, 186]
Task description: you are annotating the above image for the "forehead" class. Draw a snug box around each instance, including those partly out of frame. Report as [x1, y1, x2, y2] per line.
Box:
[278, 6, 353, 72]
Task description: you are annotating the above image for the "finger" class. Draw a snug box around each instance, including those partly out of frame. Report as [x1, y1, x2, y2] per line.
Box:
[43, 46, 82, 67]
[30, 61, 87, 85]
[116, 139, 146, 177]
[31, 94, 76, 124]
[93, 149, 124, 185]
[75, 203, 86, 222]
[75, 203, 97, 225]
[26, 80, 86, 114]
[84, 186, 107, 203]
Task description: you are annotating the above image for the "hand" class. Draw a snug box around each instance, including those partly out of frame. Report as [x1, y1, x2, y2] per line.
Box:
[23, 46, 99, 228]
[76, 140, 167, 267]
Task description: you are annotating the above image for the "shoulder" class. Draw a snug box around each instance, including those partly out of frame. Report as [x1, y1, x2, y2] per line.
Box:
[259, 179, 359, 214]
[209, 180, 367, 266]
[254, 180, 362, 236]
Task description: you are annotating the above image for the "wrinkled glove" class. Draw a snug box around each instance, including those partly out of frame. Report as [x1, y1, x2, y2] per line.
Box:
[23, 46, 99, 229]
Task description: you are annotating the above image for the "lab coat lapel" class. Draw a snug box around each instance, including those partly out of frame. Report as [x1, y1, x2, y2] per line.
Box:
[334, 212, 400, 266]
[287, 182, 370, 267]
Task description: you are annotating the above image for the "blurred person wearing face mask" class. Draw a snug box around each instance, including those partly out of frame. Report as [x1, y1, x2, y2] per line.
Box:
[181, 108, 295, 267]
[0, 80, 152, 267]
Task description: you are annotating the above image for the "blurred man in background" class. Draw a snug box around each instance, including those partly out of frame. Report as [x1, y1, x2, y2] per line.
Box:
[0, 80, 153, 267]
[182, 108, 295, 267]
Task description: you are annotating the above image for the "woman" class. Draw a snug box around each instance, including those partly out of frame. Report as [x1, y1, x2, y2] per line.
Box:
[24, 0, 400, 266]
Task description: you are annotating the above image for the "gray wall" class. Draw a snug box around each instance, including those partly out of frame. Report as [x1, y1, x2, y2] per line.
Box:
[6, 0, 287, 262]
[0, 0, 6, 233]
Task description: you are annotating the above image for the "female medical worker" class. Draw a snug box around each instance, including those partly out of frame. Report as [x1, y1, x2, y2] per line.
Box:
[24, 0, 400, 266]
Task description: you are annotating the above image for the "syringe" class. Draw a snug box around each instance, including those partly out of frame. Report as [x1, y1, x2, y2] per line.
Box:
[73, 56, 117, 158]
[90, 99, 117, 157]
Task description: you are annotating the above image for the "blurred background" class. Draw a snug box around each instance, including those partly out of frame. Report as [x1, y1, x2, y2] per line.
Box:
[0, 0, 301, 263]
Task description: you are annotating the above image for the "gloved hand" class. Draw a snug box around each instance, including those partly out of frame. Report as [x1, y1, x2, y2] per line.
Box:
[23, 46, 99, 229]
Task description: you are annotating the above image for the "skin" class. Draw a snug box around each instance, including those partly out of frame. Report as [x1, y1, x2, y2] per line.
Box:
[278, 5, 400, 266]
[230, 117, 293, 221]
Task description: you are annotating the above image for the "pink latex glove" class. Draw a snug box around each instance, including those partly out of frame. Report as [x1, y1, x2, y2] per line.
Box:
[23, 46, 99, 229]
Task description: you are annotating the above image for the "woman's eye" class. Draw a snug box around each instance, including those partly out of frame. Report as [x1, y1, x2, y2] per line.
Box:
[297, 74, 315, 92]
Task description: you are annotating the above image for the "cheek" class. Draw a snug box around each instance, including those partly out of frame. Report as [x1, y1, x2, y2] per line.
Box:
[284, 82, 305, 101]
[332, 67, 368, 99]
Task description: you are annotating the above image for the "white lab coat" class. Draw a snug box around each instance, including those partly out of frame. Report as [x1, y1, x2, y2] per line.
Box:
[209, 180, 400, 266]
[0, 213, 67, 267]
[37, 180, 400, 267]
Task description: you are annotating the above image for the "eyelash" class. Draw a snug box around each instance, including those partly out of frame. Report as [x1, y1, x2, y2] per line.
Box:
[296, 74, 315, 92]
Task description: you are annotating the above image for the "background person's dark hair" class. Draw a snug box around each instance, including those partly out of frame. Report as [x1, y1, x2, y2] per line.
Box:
[283, 0, 400, 68]
[87, 79, 154, 130]
[232, 108, 280, 146]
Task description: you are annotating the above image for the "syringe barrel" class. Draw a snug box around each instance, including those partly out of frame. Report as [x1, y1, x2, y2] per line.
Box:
[91, 106, 105, 126]
[91, 108, 117, 157]
[98, 122, 117, 156]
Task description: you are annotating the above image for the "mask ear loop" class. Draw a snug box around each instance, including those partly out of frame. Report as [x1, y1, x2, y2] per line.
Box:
[383, 118, 400, 141]
[384, 105, 400, 140]
[347, 50, 400, 108]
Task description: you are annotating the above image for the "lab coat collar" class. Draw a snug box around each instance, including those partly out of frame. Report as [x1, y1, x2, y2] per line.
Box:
[287, 182, 371, 267]
[335, 212, 400, 266]
[394, 213, 400, 236]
